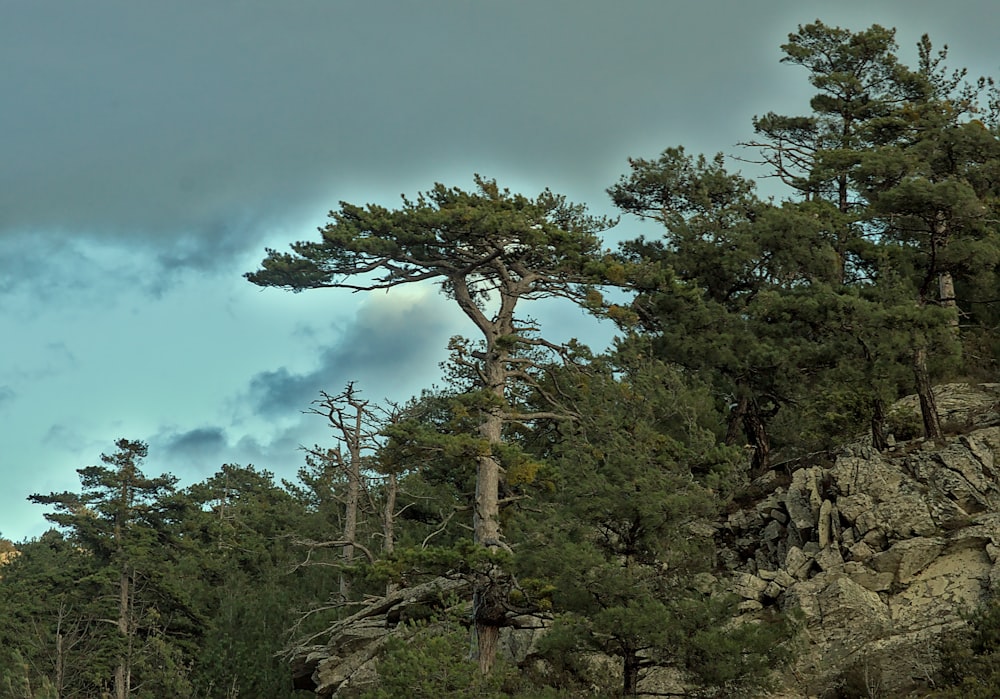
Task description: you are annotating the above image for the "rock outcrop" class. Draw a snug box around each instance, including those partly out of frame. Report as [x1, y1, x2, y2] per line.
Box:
[291, 384, 1000, 697]
[721, 383, 1000, 696]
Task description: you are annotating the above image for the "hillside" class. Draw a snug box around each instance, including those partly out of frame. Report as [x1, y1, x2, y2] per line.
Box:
[288, 384, 1000, 698]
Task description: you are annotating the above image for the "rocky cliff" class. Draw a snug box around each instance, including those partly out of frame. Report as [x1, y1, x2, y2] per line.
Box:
[290, 384, 1000, 697]
[721, 383, 1000, 697]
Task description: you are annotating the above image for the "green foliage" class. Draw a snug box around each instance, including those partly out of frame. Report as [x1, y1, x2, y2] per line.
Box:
[611, 18, 1000, 456]
[668, 596, 794, 696]
[178, 464, 326, 698]
[13, 441, 204, 698]
[609, 146, 861, 468]
[931, 598, 1000, 697]
[360, 621, 512, 699]
[885, 404, 925, 442]
[246, 175, 612, 299]
[0, 649, 58, 699]
[511, 355, 789, 696]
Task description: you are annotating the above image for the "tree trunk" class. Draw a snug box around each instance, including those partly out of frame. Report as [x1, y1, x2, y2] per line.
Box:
[913, 346, 943, 441]
[341, 441, 361, 600]
[726, 391, 771, 476]
[473, 606, 502, 675]
[938, 271, 957, 322]
[451, 274, 528, 675]
[473, 362, 507, 674]
[383, 472, 397, 557]
[473, 432, 503, 549]
[725, 395, 748, 447]
[310, 387, 371, 602]
[623, 649, 641, 697]
[743, 397, 771, 476]
[383, 471, 398, 596]
[871, 396, 889, 451]
[55, 631, 65, 698]
[114, 479, 131, 699]
[115, 567, 131, 699]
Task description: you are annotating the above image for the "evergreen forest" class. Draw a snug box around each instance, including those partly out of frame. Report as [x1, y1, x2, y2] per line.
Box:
[3, 21, 1000, 698]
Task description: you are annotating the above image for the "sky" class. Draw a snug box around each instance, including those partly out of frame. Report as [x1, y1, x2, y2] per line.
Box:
[2, 1, 997, 542]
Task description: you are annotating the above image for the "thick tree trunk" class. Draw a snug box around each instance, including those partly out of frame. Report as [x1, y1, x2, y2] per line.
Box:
[726, 391, 771, 476]
[472, 354, 508, 675]
[623, 650, 641, 697]
[451, 274, 529, 675]
[473, 412, 504, 549]
[913, 346, 943, 441]
[473, 590, 504, 675]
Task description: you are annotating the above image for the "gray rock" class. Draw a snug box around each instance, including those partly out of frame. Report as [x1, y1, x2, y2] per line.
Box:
[817, 499, 835, 549]
[870, 537, 945, 584]
[723, 386, 1000, 697]
[814, 544, 844, 572]
[844, 562, 894, 592]
[732, 572, 769, 600]
[785, 545, 814, 580]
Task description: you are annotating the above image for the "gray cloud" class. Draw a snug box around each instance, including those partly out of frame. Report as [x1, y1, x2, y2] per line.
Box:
[0, 233, 161, 304]
[149, 421, 321, 483]
[248, 367, 317, 420]
[248, 288, 462, 419]
[5, 2, 997, 256]
[0, 1, 804, 275]
[158, 426, 228, 460]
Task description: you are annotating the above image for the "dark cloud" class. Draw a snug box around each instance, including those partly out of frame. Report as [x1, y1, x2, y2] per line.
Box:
[0, 1, 802, 270]
[158, 426, 228, 460]
[248, 367, 317, 421]
[4, 1, 997, 267]
[0, 386, 14, 407]
[248, 289, 461, 418]
[0, 233, 162, 303]
[150, 421, 322, 483]
[231, 430, 313, 472]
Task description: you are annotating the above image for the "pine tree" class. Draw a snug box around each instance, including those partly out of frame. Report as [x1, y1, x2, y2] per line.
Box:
[609, 148, 843, 470]
[515, 353, 790, 696]
[28, 439, 195, 699]
[247, 177, 612, 673]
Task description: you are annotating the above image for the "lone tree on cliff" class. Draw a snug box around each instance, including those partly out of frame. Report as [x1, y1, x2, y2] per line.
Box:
[246, 175, 611, 673]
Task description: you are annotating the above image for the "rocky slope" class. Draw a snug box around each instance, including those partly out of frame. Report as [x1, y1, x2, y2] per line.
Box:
[721, 383, 1000, 697]
[291, 384, 1000, 697]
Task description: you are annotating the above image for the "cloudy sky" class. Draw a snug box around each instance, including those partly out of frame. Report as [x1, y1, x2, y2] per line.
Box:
[2, 1, 996, 542]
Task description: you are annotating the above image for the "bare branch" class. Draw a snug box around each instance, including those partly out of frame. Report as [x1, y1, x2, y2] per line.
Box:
[292, 537, 377, 565]
[422, 509, 458, 548]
